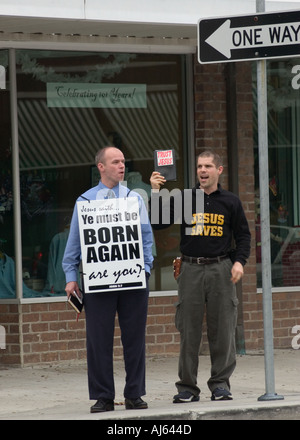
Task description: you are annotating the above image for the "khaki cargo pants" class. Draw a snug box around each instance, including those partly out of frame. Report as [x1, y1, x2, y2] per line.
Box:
[175, 257, 238, 396]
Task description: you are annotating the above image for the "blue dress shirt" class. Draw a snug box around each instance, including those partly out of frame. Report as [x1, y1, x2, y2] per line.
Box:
[62, 181, 153, 284]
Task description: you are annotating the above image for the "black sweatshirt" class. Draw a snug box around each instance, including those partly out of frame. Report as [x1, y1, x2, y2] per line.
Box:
[150, 183, 251, 266]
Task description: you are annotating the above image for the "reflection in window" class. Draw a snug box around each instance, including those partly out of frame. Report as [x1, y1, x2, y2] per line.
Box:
[254, 59, 300, 287]
[15, 50, 187, 297]
[0, 50, 17, 299]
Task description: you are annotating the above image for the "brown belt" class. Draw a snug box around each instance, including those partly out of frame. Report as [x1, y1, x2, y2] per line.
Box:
[182, 254, 229, 265]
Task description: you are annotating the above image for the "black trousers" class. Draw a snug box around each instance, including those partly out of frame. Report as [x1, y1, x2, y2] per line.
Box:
[83, 282, 149, 401]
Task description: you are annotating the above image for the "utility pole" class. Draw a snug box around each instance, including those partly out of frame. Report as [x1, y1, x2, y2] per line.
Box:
[256, 0, 284, 402]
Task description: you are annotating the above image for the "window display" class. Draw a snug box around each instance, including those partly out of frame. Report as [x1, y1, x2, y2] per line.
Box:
[12, 50, 186, 297]
[254, 58, 300, 287]
[0, 50, 16, 298]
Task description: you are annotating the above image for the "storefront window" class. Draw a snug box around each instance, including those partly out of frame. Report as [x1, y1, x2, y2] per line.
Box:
[254, 58, 300, 287]
[15, 50, 186, 297]
[0, 51, 15, 299]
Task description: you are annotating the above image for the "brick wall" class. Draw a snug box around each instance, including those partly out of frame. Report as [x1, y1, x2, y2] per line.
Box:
[0, 304, 21, 366]
[21, 302, 86, 364]
[113, 295, 180, 358]
[1, 289, 300, 367]
[146, 295, 180, 356]
[0, 296, 180, 366]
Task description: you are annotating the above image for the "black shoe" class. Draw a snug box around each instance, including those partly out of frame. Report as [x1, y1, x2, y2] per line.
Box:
[90, 398, 114, 413]
[173, 391, 200, 403]
[211, 387, 232, 401]
[125, 397, 148, 410]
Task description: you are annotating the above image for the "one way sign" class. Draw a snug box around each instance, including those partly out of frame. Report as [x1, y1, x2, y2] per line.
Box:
[198, 10, 300, 64]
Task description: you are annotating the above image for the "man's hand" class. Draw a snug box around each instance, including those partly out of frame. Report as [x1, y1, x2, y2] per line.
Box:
[65, 281, 81, 299]
[150, 171, 166, 190]
[231, 261, 244, 284]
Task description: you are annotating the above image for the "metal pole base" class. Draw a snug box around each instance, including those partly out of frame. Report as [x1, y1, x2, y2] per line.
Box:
[258, 393, 284, 402]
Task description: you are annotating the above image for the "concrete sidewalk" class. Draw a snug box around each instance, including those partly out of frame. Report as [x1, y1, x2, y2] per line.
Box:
[0, 349, 300, 420]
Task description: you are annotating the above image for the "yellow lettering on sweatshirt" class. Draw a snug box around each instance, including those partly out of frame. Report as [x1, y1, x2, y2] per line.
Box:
[190, 213, 224, 236]
[191, 213, 224, 225]
[191, 224, 223, 237]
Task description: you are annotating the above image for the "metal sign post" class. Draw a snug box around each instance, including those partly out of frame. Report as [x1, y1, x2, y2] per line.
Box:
[256, 0, 283, 403]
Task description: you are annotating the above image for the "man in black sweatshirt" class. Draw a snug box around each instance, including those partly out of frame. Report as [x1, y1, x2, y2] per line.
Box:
[150, 150, 251, 403]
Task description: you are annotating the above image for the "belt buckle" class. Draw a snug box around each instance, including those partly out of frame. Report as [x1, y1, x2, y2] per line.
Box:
[197, 257, 205, 264]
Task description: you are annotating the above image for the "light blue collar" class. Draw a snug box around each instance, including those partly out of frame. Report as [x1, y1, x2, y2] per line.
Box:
[96, 182, 130, 199]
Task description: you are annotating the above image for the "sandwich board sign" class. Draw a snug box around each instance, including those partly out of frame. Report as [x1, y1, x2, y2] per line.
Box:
[77, 197, 146, 293]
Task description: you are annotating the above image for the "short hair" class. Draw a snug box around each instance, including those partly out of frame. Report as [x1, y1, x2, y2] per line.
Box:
[197, 150, 222, 168]
[95, 146, 116, 166]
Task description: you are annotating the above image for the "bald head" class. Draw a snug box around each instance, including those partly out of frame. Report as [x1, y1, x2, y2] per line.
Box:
[95, 146, 122, 166]
[96, 147, 125, 188]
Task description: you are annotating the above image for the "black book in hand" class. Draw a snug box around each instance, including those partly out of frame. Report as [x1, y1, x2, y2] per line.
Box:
[67, 291, 83, 314]
[154, 149, 177, 181]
